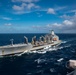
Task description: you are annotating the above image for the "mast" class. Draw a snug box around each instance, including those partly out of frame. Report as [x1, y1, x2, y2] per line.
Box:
[10, 39, 14, 46]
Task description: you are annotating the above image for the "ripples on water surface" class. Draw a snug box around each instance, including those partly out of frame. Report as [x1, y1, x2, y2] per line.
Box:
[0, 34, 76, 75]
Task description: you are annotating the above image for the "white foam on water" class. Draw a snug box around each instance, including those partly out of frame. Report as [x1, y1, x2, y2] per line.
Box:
[48, 47, 57, 51]
[58, 44, 71, 50]
[58, 46, 64, 49]
[64, 44, 71, 48]
[50, 68, 56, 72]
[14, 50, 30, 56]
[57, 58, 64, 62]
[37, 50, 47, 54]
[15, 47, 60, 57]
[44, 46, 49, 49]
[62, 41, 67, 44]
[35, 58, 46, 64]
[12, 43, 72, 57]
[34, 47, 58, 54]
[62, 39, 75, 44]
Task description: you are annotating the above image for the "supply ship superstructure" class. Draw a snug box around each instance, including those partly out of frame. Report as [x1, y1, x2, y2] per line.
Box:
[0, 30, 61, 56]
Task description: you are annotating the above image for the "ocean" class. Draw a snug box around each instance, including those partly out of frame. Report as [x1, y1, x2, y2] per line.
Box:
[0, 33, 76, 75]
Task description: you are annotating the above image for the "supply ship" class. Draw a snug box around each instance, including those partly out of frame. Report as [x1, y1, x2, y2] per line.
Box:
[0, 30, 61, 56]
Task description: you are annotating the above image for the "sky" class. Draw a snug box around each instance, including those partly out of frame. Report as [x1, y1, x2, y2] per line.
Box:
[0, 0, 76, 33]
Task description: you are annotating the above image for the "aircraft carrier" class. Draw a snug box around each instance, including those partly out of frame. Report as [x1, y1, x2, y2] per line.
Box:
[0, 30, 61, 56]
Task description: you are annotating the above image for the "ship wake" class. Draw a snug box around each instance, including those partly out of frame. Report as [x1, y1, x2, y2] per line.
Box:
[16, 44, 71, 57]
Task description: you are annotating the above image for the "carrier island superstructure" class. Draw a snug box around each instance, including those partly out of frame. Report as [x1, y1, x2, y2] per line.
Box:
[0, 30, 61, 56]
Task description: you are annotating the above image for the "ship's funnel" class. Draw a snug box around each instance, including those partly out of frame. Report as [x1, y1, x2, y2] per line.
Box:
[51, 30, 54, 35]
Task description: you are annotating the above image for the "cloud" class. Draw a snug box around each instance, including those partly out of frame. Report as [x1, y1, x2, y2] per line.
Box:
[12, 0, 40, 14]
[2, 17, 12, 20]
[57, 13, 76, 31]
[52, 20, 74, 29]
[45, 23, 63, 30]
[13, 5, 24, 11]
[63, 20, 73, 26]
[47, 19, 75, 31]
[67, 10, 76, 14]
[60, 13, 76, 21]
[32, 19, 76, 33]
[12, 2, 40, 14]
[38, 6, 67, 15]
[60, 14, 71, 19]
[47, 8, 55, 14]
[12, 0, 67, 15]
[53, 23, 62, 28]
[27, 3, 39, 9]
[12, 0, 39, 3]
[55, 6, 67, 11]
[5, 23, 12, 26]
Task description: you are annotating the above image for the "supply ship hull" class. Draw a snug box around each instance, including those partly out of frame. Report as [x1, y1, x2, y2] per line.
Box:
[0, 43, 33, 56]
[0, 30, 62, 56]
[0, 40, 61, 56]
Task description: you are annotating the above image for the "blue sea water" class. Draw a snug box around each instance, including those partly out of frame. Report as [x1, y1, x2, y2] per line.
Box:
[0, 33, 76, 75]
